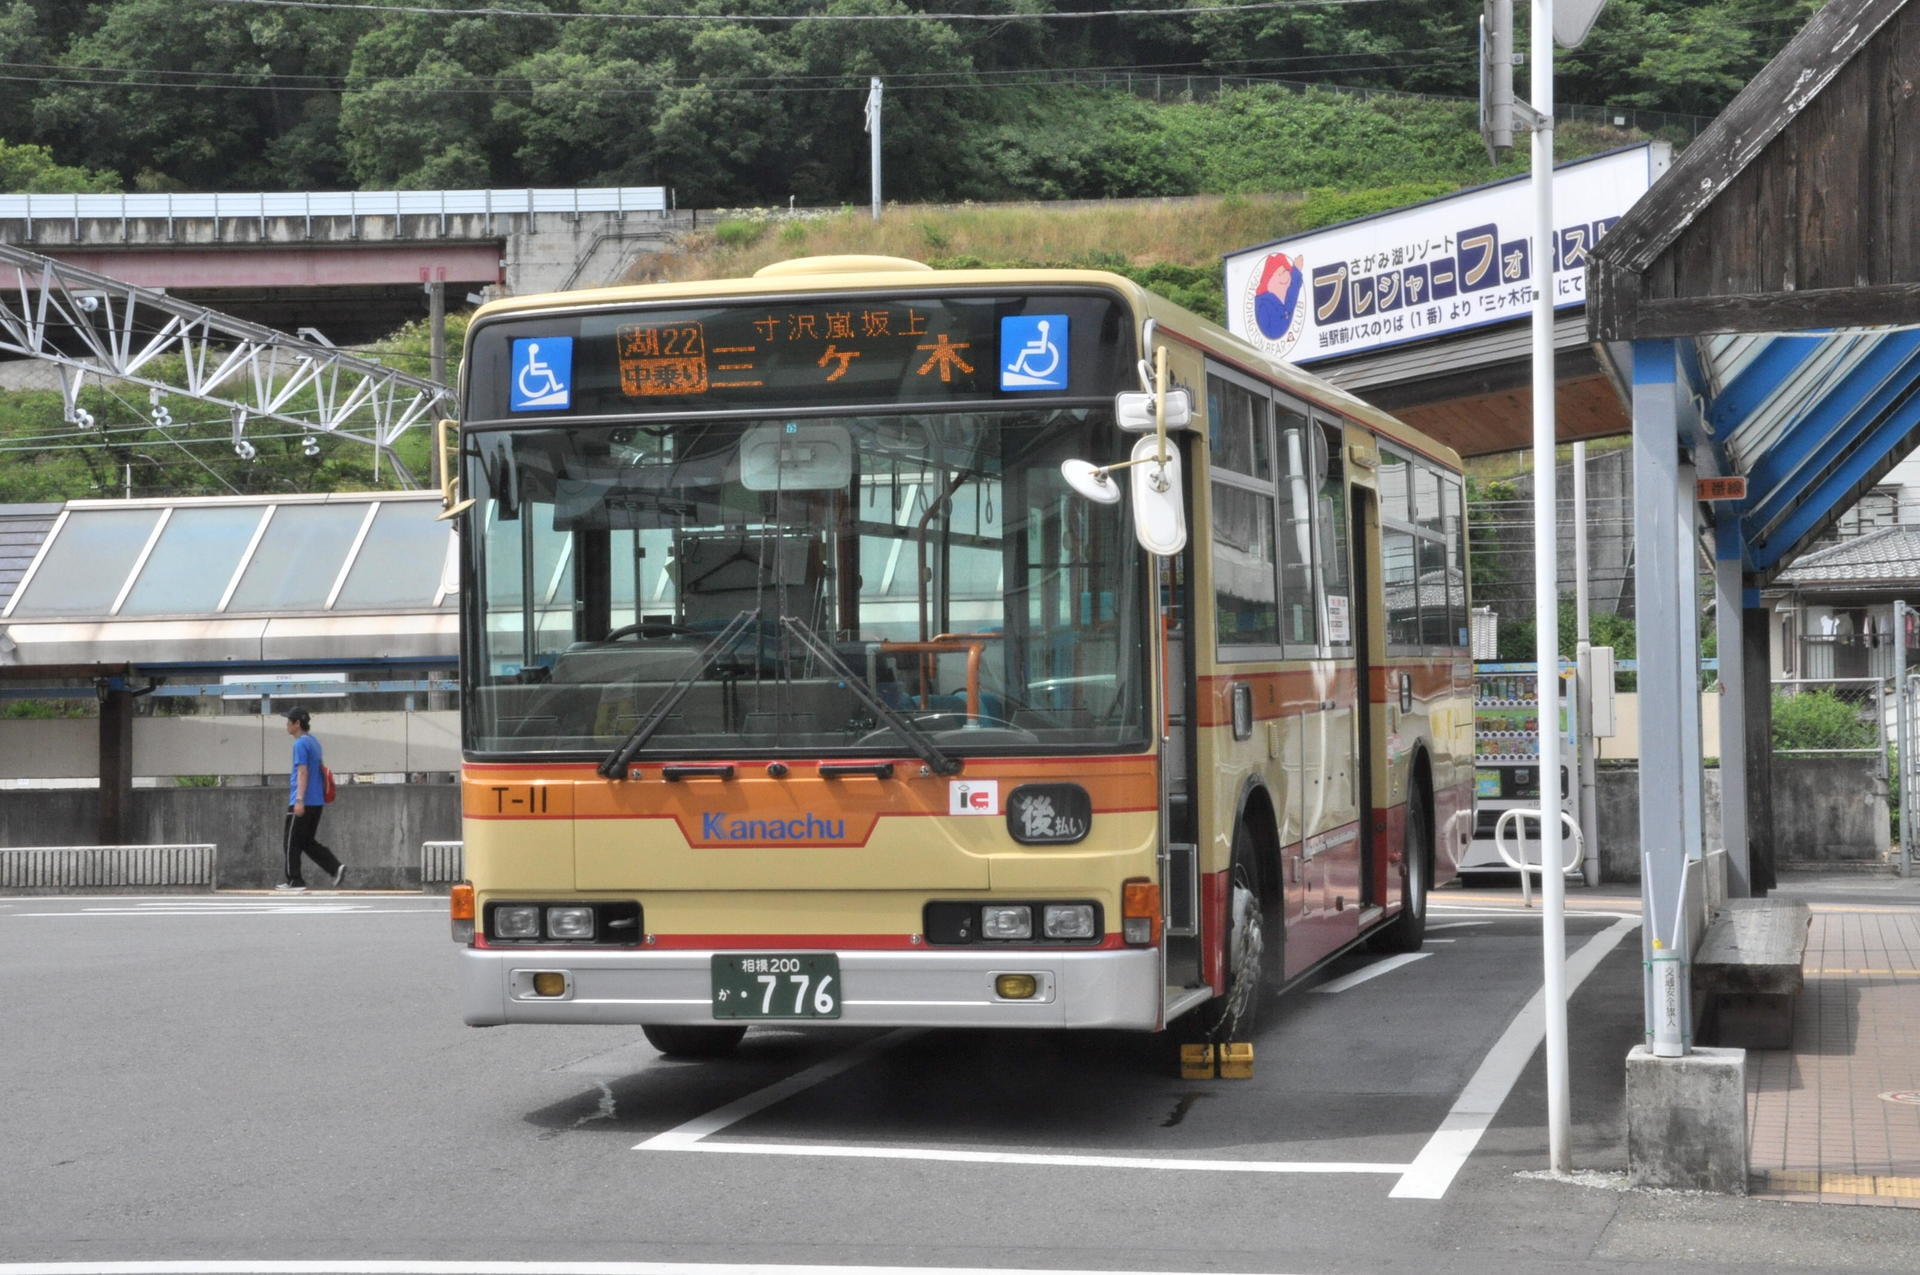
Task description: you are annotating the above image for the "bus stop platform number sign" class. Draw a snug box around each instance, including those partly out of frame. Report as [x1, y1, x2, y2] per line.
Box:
[712, 953, 843, 1019]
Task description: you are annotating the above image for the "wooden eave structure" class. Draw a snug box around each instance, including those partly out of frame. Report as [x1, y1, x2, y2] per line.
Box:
[1588, 0, 1920, 583]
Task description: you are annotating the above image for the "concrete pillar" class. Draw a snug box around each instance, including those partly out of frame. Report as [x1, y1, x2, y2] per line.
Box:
[96, 683, 133, 845]
[1626, 1045, 1748, 1192]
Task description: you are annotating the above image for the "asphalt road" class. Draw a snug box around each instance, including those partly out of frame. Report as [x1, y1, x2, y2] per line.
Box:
[5, 886, 1919, 1275]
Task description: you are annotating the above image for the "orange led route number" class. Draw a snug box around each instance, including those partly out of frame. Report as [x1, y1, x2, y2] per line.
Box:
[617, 307, 965, 397]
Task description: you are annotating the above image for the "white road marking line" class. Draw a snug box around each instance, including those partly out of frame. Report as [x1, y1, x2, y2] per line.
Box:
[638, 1029, 923, 1148]
[1426, 920, 1492, 931]
[1310, 952, 1431, 994]
[637, 1027, 1405, 1177]
[657, 1140, 1406, 1174]
[1389, 914, 1640, 1200]
[0, 1264, 1309, 1275]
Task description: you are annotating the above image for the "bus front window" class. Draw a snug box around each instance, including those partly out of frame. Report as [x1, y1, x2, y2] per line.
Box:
[462, 409, 1151, 759]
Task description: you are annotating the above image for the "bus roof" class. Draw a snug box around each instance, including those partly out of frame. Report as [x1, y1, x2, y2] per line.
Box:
[471, 257, 1463, 473]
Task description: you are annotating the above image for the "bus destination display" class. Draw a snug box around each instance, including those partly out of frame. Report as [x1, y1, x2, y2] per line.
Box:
[469, 293, 1129, 417]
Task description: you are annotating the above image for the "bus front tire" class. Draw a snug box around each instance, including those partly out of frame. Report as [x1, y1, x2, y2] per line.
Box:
[1197, 821, 1277, 1044]
[641, 1023, 748, 1058]
[1373, 791, 1430, 954]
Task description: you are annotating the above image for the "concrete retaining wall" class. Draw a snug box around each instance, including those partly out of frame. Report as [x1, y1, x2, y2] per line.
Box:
[0, 754, 1883, 891]
[0, 783, 459, 891]
[1595, 754, 1886, 881]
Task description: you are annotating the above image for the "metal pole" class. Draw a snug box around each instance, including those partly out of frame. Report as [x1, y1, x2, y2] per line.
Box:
[1898, 600, 1911, 878]
[1574, 442, 1599, 887]
[428, 276, 447, 492]
[1529, 0, 1572, 1176]
[866, 78, 883, 223]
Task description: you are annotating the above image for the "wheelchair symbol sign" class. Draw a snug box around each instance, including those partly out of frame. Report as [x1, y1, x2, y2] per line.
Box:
[1000, 315, 1068, 391]
[511, 337, 573, 410]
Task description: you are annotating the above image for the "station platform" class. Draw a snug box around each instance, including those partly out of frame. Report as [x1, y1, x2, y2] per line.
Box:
[1748, 870, 1920, 1206]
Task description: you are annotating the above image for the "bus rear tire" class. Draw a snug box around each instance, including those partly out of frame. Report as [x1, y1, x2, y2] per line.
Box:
[641, 1023, 748, 1058]
[1372, 790, 1429, 954]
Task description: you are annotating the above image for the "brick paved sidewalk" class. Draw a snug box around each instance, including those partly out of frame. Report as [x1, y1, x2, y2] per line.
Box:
[1747, 902, 1920, 1205]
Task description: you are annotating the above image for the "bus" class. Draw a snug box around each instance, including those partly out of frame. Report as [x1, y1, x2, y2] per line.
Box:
[445, 255, 1473, 1069]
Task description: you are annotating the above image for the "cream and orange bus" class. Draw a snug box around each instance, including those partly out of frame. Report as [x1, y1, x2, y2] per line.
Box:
[445, 256, 1473, 1068]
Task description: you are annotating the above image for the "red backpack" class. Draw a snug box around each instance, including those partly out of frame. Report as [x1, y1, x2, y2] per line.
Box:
[321, 765, 337, 803]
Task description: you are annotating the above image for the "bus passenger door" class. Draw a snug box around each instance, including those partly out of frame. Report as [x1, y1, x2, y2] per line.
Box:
[1278, 410, 1363, 965]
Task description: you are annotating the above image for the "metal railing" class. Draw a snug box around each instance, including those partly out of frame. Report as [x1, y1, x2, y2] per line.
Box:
[0, 187, 670, 241]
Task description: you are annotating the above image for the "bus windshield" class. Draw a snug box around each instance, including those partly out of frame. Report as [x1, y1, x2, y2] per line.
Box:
[463, 407, 1151, 759]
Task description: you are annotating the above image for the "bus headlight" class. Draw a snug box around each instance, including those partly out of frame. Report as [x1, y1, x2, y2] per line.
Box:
[1042, 904, 1096, 939]
[546, 906, 595, 940]
[495, 905, 541, 939]
[981, 905, 1033, 940]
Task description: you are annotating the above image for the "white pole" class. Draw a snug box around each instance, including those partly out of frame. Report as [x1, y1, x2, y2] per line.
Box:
[1575, 442, 1600, 887]
[866, 77, 883, 222]
[1529, 0, 1572, 1175]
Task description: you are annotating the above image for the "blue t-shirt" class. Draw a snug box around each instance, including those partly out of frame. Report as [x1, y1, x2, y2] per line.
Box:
[290, 732, 325, 806]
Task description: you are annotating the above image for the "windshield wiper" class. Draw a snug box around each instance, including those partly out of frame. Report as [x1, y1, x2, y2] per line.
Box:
[597, 609, 758, 779]
[778, 615, 962, 776]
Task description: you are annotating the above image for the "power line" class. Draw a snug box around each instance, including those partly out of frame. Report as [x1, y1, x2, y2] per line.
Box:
[0, 60, 1471, 99]
[206, 0, 1396, 23]
[0, 47, 1464, 89]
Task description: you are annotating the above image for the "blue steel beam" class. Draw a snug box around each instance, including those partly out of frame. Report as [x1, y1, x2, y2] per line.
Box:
[1704, 334, 1828, 437]
[1737, 336, 1898, 500]
[1742, 331, 1920, 546]
[1749, 380, 1920, 571]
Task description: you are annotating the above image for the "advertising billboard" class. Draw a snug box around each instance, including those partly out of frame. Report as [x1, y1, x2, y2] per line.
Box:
[1222, 143, 1665, 365]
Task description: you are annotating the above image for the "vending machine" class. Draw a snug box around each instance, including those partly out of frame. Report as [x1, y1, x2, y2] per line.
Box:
[1461, 664, 1580, 877]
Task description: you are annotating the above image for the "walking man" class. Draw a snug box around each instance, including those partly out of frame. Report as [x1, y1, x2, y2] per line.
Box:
[277, 707, 345, 891]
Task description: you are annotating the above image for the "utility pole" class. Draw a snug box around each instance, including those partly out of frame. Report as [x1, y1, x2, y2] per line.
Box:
[865, 77, 883, 222]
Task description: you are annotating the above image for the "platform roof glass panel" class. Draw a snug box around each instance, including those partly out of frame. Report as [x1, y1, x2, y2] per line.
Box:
[6, 506, 160, 617]
[332, 500, 449, 610]
[226, 502, 370, 613]
[118, 505, 269, 617]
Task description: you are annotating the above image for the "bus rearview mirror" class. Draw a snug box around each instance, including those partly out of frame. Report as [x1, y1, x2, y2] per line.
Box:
[1127, 435, 1186, 556]
[1114, 388, 1192, 433]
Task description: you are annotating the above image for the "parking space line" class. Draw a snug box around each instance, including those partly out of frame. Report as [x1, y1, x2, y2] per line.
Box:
[636, 915, 1637, 1197]
[0, 1264, 1308, 1275]
[1311, 952, 1430, 993]
[654, 1140, 1406, 1175]
[1389, 914, 1639, 1199]
[638, 1027, 1407, 1178]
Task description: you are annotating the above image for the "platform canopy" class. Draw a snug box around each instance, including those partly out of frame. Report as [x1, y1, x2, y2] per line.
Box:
[1588, 0, 1920, 586]
[1585, 0, 1920, 1012]
[0, 490, 455, 670]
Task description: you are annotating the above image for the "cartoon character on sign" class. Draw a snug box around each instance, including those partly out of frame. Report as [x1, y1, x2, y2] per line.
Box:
[1244, 252, 1306, 358]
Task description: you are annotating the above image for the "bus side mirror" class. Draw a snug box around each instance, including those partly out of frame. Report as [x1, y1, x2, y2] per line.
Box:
[1114, 388, 1192, 432]
[1127, 435, 1185, 556]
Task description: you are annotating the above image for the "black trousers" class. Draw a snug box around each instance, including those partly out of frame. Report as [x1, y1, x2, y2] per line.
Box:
[283, 806, 341, 885]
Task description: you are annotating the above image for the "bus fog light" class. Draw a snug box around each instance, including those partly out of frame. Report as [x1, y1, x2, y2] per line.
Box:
[531, 972, 567, 997]
[1043, 904, 1095, 939]
[995, 973, 1039, 999]
[981, 905, 1032, 940]
[546, 906, 594, 939]
[1122, 916, 1152, 945]
[495, 905, 540, 939]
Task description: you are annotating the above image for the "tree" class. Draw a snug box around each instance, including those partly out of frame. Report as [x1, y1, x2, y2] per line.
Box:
[30, 0, 370, 190]
[0, 139, 117, 193]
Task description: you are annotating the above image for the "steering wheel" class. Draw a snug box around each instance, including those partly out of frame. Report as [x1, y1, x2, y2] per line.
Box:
[603, 621, 695, 641]
[858, 712, 1040, 746]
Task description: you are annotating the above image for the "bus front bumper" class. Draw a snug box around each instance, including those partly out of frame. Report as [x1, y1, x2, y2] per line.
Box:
[460, 945, 1165, 1030]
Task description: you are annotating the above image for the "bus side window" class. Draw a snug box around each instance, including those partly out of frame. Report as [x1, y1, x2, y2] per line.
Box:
[1276, 404, 1317, 650]
[1314, 417, 1350, 650]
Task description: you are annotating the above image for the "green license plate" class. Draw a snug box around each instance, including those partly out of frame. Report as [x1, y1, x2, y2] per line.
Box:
[711, 953, 843, 1020]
